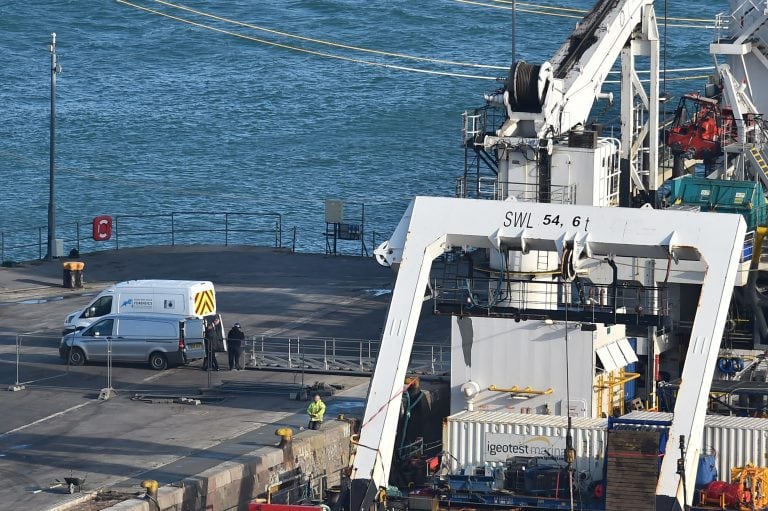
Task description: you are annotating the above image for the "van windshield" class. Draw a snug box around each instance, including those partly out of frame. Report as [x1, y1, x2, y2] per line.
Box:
[86, 296, 113, 318]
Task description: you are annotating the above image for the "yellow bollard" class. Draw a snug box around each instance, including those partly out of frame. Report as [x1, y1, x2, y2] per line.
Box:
[275, 427, 293, 448]
[141, 479, 158, 499]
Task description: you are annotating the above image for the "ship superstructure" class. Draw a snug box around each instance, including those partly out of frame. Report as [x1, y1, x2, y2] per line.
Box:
[338, 1, 768, 511]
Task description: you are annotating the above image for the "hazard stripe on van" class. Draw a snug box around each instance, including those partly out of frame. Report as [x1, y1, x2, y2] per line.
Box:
[194, 290, 216, 316]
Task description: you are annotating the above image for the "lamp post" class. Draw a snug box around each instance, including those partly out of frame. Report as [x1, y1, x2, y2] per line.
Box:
[512, 0, 517, 62]
[47, 32, 61, 260]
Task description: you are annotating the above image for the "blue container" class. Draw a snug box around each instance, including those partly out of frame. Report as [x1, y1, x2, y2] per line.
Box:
[625, 338, 638, 401]
[695, 453, 718, 487]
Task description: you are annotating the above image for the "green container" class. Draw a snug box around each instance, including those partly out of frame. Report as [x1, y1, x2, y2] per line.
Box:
[666, 176, 766, 232]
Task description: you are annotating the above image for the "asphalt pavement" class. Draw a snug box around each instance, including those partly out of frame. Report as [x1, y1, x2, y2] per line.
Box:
[0, 245, 451, 511]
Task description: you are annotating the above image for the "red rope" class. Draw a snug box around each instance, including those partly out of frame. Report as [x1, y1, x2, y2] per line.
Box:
[360, 379, 416, 430]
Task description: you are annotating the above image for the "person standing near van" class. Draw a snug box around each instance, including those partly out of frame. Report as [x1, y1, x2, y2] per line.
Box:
[227, 322, 245, 371]
[307, 394, 326, 430]
[203, 317, 221, 371]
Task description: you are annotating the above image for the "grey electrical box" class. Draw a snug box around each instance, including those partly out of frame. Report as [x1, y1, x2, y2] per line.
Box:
[52, 239, 65, 258]
[325, 200, 343, 224]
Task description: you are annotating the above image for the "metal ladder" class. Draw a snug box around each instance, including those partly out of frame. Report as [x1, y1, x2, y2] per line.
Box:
[749, 146, 768, 190]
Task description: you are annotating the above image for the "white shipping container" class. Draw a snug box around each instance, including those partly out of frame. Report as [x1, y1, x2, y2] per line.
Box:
[445, 411, 768, 485]
[622, 411, 768, 481]
[444, 411, 608, 482]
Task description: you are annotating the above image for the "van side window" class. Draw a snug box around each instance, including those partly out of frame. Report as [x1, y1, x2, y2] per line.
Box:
[84, 319, 114, 337]
[119, 319, 176, 339]
[86, 296, 113, 318]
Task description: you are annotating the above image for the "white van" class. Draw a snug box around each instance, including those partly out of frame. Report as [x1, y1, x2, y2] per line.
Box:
[63, 280, 216, 334]
[59, 313, 213, 370]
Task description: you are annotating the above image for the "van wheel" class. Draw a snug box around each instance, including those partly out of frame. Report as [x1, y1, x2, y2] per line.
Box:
[68, 347, 86, 366]
[149, 352, 168, 371]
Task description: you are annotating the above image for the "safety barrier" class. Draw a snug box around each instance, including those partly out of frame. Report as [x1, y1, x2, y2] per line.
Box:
[5, 334, 73, 391]
[0, 211, 290, 264]
[455, 176, 577, 203]
[3, 334, 449, 394]
[4, 333, 226, 393]
[244, 335, 448, 375]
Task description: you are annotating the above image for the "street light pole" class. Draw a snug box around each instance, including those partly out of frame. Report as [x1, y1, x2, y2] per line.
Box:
[512, 0, 517, 62]
[47, 32, 61, 260]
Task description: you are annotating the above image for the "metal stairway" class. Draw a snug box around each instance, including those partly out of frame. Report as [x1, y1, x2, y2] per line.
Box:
[748, 145, 768, 190]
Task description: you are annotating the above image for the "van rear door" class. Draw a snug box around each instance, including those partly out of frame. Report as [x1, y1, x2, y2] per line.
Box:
[203, 314, 227, 353]
[181, 319, 205, 361]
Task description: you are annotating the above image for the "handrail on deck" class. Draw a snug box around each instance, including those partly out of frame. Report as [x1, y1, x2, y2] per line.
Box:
[1, 210, 291, 263]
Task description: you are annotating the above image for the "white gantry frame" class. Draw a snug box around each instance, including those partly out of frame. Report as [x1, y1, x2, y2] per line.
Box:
[361, 196, 744, 511]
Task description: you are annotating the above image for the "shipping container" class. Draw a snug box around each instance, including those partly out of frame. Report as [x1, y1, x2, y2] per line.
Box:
[443, 411, 608, 483]
[622, 411, 768, 481]
[664, 176, 766, 231]
[445, 410, 768, 486]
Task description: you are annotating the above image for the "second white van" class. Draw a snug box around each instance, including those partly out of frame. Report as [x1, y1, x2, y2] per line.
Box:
[64, 280, 216, 334]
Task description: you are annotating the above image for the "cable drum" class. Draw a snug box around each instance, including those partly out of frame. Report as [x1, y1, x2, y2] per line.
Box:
[560, 247, 576, 281]
[505, 61, 544, 113]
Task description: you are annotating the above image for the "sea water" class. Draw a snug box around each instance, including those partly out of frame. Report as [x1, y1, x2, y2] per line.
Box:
[0, 0, 725, 255]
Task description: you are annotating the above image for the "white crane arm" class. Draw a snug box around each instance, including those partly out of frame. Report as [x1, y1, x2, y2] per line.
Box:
[552, 0, 656, 135]
[500, 0, 655, 139]
[718, 63, 759, 144]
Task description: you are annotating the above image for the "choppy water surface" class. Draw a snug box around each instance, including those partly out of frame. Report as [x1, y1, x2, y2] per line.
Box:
[0, 1, 724, 253]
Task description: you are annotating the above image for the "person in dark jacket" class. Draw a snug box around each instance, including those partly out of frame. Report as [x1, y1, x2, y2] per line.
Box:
[203, 316, 221, 371]
[227, 322, 245, 371]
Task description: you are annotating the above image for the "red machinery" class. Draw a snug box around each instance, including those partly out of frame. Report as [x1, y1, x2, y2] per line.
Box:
[666, 93, 736, 175]
[701, 480, 750, 509]
[248, 504, 323, 511]
[699, 465, 768, 511]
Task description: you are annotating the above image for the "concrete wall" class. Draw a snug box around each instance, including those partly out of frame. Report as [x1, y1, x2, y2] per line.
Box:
[102, 421, 352, 511]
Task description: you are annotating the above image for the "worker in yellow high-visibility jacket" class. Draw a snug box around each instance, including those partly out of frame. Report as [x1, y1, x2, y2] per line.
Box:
[307, 394, 326, 430]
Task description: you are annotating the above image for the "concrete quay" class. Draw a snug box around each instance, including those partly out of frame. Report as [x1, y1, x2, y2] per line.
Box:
[0, 245, 451, 511]
[99, 420, 354, 511]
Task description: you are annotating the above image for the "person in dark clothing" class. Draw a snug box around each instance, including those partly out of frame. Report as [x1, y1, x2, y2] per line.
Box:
[203, 316, 221, 371]
[227, 322, 245, 371]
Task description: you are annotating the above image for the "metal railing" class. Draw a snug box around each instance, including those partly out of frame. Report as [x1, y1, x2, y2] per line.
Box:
[455, 176, 577, 204]
[1, 211, 289, 263]
[3, 334, 449, 394]
[434, 275, 670, 324]
[461, 105, 506, 147]
[723, 0, 768, 40]
[113, 211, 283, 249]
[6, 334, 74, 391]
[245, 336, 448, 375]
[1, 225, 50, 262]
